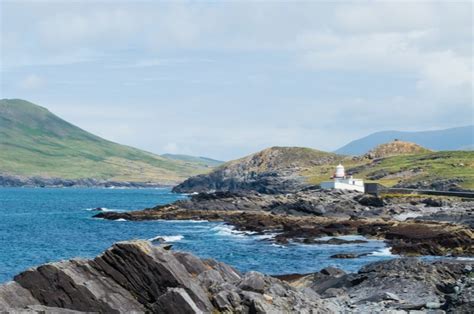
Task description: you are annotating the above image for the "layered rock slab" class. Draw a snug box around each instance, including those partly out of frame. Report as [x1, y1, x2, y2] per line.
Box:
[0, 240, 332, 313]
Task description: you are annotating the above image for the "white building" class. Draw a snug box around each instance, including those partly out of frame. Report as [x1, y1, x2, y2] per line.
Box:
[320, 164, 365, 193]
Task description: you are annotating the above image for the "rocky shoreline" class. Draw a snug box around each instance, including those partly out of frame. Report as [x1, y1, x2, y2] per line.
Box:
[0, 240, 472, 313]
[4, 183, 473, 312]
[96, 189, 474, 257]
[0, 174, 171, 188]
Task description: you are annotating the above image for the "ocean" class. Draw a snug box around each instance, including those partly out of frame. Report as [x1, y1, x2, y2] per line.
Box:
[0, 187, 396, 283]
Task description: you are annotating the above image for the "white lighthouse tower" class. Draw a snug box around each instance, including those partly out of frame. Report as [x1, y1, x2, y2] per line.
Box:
[335, 164, 345, 178]
[320, 164, 365, 193]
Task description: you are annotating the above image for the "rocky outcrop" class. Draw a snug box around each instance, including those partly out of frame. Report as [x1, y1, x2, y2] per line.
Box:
[173, 147, 341, 194]
[2, 241, 472, 313]
[285, 258, 474, 312]
[97, 209, 474, 257]
[364, 140, 431, 159]
[95, 188, 474, 257]
[158, 188, 379, 218]
[394, 178, 466, 191]
[0, 240, 337, 313]
[0, 174, 168, 188]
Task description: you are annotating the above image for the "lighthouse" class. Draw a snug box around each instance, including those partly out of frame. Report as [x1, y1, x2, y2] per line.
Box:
[335, 164, 345, 178]
[320, 164, 365, 193]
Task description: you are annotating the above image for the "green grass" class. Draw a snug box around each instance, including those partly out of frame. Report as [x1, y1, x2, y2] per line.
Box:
[161, 154, 224, 168]
[304, 151, 474, 190]
[0, 99, 213, 183]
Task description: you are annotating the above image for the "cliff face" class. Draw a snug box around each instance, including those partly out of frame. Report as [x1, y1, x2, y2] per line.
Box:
[173, 147, 340, 194]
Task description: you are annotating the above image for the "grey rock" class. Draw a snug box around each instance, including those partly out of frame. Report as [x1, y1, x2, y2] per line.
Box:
[14, 259, 145, 313]
[238, 271, 266, 293]
[322, 287, 346, 298]
[212, 290, 240, 311]
[197, 269, 224, 289]
[174, 252, 209, 276]
[90, 241, 213, 312]
[320, 267, 346, 277]
[153, 288, 203, 314]
[425, 301, 441, 309]
[0, 282, 40, 310]
[1, 240, 329, 313]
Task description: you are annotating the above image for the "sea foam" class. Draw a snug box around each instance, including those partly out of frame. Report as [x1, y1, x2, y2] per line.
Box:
[369, 247, 397, 257]
[148, 235, 184, 242]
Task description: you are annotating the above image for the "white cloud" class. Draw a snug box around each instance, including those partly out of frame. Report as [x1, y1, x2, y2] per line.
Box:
[19, 74, 45, 90]
[1, 1, 472, 159]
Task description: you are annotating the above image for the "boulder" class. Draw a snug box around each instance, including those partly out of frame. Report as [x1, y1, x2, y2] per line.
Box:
[152, 288, 203, 314]
[238, 271, 266, 293]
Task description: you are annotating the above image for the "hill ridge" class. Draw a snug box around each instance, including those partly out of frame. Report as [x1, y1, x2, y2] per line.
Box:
[0, 99, 214, 186]
[336, 126, 474, 155]
[364, 140, 432, 159]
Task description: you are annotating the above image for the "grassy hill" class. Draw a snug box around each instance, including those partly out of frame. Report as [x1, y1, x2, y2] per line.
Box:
[0, 99, 213, 184]
[364, 140, 432, 159]
[304, 151, 474, 190]
[175, 145, 474, 193]
[173, 146, 345, 193]
[161, 154, 224, 168]
[335, 125, 474, 155]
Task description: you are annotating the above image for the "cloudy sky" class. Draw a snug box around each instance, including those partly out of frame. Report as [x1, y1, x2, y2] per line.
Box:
[1, 1, 472, 160]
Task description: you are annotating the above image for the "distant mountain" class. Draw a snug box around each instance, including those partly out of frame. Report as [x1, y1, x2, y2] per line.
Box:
[0, 99, 213, 186]
[161, 154, 224, 168]
[335, 126, 474, 156]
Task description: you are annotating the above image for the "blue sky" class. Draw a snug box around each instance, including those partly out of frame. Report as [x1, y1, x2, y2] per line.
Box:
[0, 1, 472, 160]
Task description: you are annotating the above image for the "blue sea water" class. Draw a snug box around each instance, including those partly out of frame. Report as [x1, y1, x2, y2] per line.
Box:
[0, 188, 397, 283]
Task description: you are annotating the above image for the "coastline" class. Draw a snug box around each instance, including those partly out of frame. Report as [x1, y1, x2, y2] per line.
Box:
[1, 240, 472, 312]
[95, 189, 474, 257]
[0, 175, 175, 189]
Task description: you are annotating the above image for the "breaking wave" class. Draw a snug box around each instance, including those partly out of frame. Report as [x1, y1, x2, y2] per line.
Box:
[148, 235, 184, 242]
[369, 247, 396, 257]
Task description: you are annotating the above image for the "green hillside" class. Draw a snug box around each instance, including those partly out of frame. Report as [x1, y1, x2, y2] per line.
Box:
[161, 154, 224, 168]
[304, 151, 474, 190]
[0, 99, 213, 184]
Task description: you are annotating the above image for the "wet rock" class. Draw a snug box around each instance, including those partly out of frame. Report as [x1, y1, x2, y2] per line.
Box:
[310, 238, 368, 245]
[330, 253, 359, 259]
